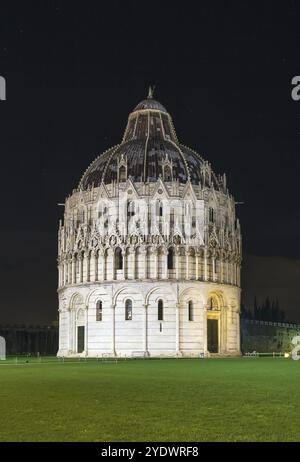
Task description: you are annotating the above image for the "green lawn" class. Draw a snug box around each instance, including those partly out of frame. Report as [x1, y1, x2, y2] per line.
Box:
[0, 357, 299, 442]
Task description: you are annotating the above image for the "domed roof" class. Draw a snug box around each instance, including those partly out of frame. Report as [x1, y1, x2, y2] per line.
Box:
[133, 98, 167, 113]
[79, 89, 220, 190]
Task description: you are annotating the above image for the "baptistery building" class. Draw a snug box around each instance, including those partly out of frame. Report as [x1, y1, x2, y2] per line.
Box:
[57, 89, 242, 357]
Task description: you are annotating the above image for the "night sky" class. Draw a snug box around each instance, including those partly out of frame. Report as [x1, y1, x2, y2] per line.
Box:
[1, 1, 300, 324]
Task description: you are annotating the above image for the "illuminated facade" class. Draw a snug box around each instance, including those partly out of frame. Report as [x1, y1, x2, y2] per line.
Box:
[57, 89, 242, 357]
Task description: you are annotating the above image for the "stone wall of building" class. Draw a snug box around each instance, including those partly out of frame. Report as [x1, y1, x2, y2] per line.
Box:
[0, 325, 58, 355]
[240, 319, 300, 353]
[57, 94, 242, 358]
[58, 281, 240, 357]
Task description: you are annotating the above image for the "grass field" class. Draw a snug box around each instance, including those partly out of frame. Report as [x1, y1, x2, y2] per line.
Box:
[0, 357, 299, 442]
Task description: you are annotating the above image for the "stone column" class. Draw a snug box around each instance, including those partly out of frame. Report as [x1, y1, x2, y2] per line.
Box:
[144, 247, 148, 279]
[143, 303, 148, 355]
[175, 247, 180, 279]
[89, 251, 94, 282]
[130, 246, 136, 279]
[110, 248, 116, 280]
[140, 247, 147, 279]
[203, 305, 208, 355]
[226, 258, 229, 283]
[127, 247, 132, 279]
[79, 254, 83, 283]
[163, 248, 168, 279]
[99, 249, 105, 281]
[195, 250, 199, 280]
[58, 264, 61, 287]
[220, 257, 223, 284]
[154, 248, 158, 279]
[68, 258, 73, 284]
[91, 250, 97, 282]
[122, 249, 127, 279]
[185, 249, 189, 280]
[84, 306, 88, 355]
[175, 302, 181, 355]
[204, 248, 208, 281]
[86, 253, 90, 282]
[72, 257, 76, 284]
[198, 253, 203, 280]
[58, 309, 62, 352]
[111, 303, 116, 356]
[220, 307, 226, 354]
[236, 308, 241, 352]
[94, 251, 99, 281]
[69, 309, 74, 353]
[82, 253, 86, 282]
[212, 253, 216, 282]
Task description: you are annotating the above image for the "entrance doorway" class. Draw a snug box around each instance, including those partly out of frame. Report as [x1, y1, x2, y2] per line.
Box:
[77, 326, 85, 353]
[207, 319, 218, 353]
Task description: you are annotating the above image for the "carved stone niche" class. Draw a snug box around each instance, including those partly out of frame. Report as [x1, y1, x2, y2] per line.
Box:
[162, 155, 173, 182]
[117, 154, 128, 183]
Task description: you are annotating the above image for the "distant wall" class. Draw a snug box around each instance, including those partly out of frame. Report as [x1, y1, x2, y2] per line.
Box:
[0, 326, 58, 355]
[241, 319, 300, 353]
[1, 320, 299, 356]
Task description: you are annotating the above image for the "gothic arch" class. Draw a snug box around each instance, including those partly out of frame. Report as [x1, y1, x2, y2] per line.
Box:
[206, 290, 227, 309]
[69, 292, 84, 311]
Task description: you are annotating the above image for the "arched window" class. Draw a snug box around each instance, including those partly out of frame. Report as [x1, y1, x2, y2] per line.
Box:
[127, 201, 135, 217]
[159, 203, 163, 217]
[209, 207, 214, 223]
[115, 247, 123, 270]
[188, 300, 194, 321]
[125, 299, 132, 320]
[158, 299, 164, 321]
[75, 255, 79, 274]
[119, 165, 127, 182]
[164, 165, 172, 181]
[170, 208, 175, 227]
[167, 247, 174, 270]
[96, 300, 102, 321]
[78, 209, 84, 224]
[156, 200, 163, 217]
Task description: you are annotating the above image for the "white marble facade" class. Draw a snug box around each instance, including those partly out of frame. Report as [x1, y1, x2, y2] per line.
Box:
[57, 91, 242, 357]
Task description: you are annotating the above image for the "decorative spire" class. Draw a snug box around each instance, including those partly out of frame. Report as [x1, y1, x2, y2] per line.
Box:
[147, 85, 155, 99]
